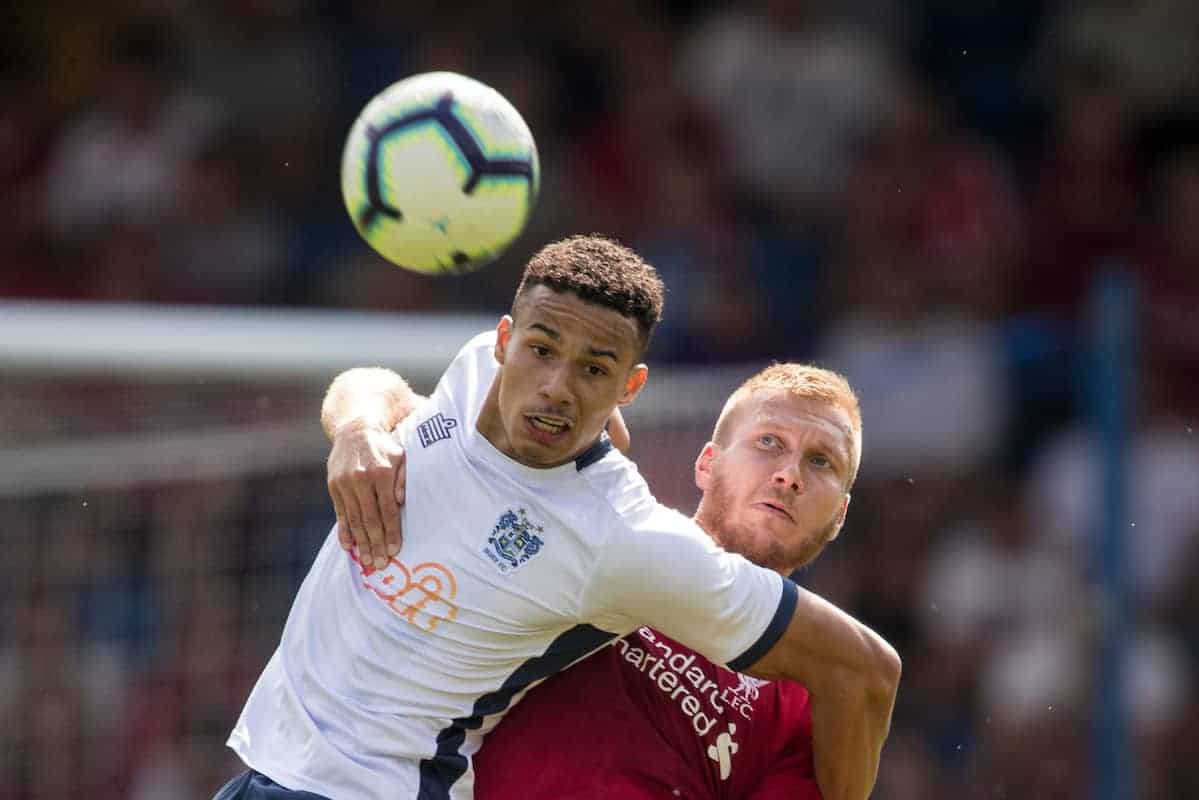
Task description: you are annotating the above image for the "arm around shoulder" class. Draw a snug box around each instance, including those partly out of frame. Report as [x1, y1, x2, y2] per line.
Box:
[322, 367, 426, 569]
[744, 585, 900, 800]
[321, 367, 425, 441]
[742, 583, 899, 693]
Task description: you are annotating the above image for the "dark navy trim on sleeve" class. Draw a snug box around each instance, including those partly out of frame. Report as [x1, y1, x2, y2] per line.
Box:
[213, 770, 331, 800]
[727, 576, 798, 672]
[418, 624, 618, 798]
[574, 431, 613, 471]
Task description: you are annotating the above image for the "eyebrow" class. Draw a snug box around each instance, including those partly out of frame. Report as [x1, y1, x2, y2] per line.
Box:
[829, 444, 850, 470]
[587, 346, 619, 362]
[528, 322, 560, 341]
[806, 427, 850, 462]
[759, 420, 850, 467]
[528, 322, 620, 362]
[825, 437, 853, 470]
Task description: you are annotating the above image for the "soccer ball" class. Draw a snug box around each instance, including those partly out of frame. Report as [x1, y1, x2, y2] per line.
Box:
[340, 72, 540, 275]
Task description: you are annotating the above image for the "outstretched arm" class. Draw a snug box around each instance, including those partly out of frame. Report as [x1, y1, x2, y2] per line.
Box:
[322, 367, 424, 569]
[746, 588, 900, 800]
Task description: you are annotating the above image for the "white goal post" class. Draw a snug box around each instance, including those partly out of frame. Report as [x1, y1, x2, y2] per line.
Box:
[0, 301, 752, 496]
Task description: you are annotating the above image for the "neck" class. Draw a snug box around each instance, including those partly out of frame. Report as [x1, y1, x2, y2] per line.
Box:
[692, 504, 792, 578]
[692, 510, 715, 543]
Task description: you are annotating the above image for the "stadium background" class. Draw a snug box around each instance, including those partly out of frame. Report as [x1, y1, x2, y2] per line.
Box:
[2, 1, 1198, 797]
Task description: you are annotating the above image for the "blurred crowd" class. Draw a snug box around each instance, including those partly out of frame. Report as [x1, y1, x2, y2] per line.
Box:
[2, 0, 1198, 798]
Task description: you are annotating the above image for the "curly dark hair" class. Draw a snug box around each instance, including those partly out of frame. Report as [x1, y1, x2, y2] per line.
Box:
[512, 234, 665, 351]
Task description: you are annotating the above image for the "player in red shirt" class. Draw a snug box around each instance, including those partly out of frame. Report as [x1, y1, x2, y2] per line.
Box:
[327, 361, 892, 799]
[474, 625, 820, 800]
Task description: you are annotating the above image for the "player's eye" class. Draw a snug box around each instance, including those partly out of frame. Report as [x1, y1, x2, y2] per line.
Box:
[810, 453, 831, 469]
[758, 434, 780, 448]
[586, 364, 608, 377]
[530, 344, 552, 358]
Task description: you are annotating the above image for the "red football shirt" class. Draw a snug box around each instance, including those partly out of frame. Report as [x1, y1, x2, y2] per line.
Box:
[474, 627, 822, 799]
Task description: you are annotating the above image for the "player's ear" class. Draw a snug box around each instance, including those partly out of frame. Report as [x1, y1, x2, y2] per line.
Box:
[827, 494, 851, 542]
[618, 364, 648, 406]
[495, 316, 514, 364]
[694, 442, 719, 492]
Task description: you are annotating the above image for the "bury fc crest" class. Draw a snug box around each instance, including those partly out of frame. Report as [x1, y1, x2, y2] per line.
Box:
[483, 508, 545, 574]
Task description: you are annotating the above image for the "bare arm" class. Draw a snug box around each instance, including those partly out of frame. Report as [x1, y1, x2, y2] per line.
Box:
[745, 587, 900, 800]
[808, 666, 895, 800]
[322, 368, 424, 569]
[320, 367, 421, 442]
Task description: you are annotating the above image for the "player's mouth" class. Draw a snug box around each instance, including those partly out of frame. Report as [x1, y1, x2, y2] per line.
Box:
[755, 501, 795, 523]
[523, 413, 573, 444]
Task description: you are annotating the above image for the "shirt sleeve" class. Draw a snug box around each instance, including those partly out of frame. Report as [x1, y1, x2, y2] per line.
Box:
[746, 681, 819, 799]
[579, 503, 797, 670]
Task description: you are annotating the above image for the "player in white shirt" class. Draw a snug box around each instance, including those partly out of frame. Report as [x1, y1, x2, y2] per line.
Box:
[218, 235, 899, 800]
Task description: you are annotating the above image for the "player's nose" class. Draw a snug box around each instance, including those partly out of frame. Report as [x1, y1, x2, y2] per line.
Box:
[772, 462, 803, 493]
[538, 364, 574, 407]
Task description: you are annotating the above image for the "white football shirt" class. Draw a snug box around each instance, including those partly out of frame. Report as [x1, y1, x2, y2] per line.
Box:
[228, 332, 797, 799]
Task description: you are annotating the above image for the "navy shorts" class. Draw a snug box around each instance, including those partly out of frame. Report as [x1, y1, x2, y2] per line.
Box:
[214, 770, 332, 800]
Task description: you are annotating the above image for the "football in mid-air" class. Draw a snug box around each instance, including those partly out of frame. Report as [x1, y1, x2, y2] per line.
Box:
[340, 71, 540, 274]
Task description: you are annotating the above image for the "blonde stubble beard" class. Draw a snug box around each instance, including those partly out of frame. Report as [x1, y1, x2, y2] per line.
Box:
[695, 469, 841, 575]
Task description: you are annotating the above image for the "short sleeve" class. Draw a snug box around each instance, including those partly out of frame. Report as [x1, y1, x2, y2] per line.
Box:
[580, 504, 797, 670]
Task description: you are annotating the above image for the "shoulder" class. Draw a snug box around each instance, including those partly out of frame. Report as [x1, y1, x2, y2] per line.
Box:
[429, 330, 498, 412]
[443, 330, 498, 383]
[576, 446, 651, 513]
[577, 448, 700, 541]
[460, 329, 498, 356]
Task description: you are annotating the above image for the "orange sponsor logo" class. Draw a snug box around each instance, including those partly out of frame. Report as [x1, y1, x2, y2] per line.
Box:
[353, 552, 459, 632]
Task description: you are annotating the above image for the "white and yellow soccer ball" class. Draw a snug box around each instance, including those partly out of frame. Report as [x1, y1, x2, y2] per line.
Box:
[340, 71, 540, 274]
